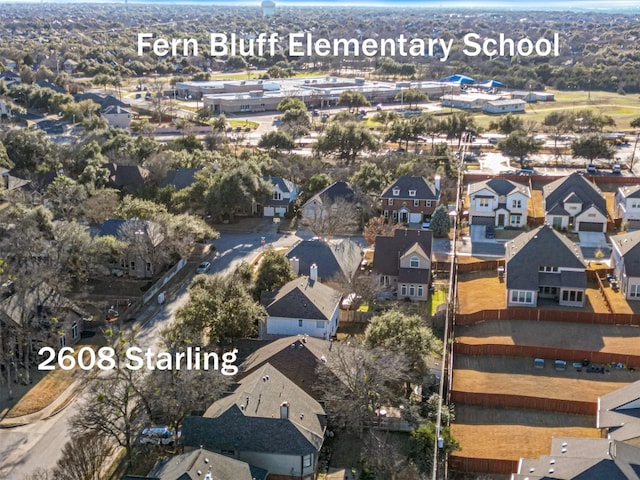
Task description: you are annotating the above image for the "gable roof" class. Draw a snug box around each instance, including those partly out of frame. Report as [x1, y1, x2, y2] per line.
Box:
[90, 218, 157, 241]
[74, 92, 129, 110]
[617, 185, 640, 200]
[373, 228, 433, 276]
[286, 239, 362, 282]
[543, 172, 606, 215]
[262, 276, 341, 321]
[506, 225, 585, 291]
[148, 448, 268, 480]
[598, 379, 640, 442]
[160, 168, 199, 191]
[265, 176, 297, 194]
[611, 231, 640, 277]
[468, 178, 530, 198]
[380, 176, 439, 200]
[240, 336, 332, 399]
[303, 181, 355, 207]
[183, 363, 325, 456]
[102, 162, 149, 192]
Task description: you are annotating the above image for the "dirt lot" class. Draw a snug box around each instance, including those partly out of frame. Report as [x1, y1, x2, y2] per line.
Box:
[451, 405, 599, 462]
[452, 355, 637, 402]
[455, 319, 640, 355]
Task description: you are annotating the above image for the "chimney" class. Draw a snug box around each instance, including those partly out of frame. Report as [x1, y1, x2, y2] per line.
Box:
[289, 256, 299, 275]
[434, 174, 441, 194]
[309, 263, 318, 282]
[280, 401, 289, 419]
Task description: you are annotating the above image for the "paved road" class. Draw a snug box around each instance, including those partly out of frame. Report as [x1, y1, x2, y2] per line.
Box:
[0, 229, 304, 479]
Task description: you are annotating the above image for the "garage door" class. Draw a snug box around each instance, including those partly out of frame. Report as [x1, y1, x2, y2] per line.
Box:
[263, 207, 275, 217]
[578, 222, 604, 232]
[471, 216, 494, 226]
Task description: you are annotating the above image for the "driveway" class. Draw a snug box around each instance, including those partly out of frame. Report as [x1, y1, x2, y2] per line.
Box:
[470, 225, 487, 243]
[578, 232, 607, 248]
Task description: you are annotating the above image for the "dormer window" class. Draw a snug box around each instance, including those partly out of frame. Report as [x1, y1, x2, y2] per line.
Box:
[392, 188, 400, 196]
[410, 256, 420, 268]
[273, 191, 282, 201]
[409, 190, 416, 197]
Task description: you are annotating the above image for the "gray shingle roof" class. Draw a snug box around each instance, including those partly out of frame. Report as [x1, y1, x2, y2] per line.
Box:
[618, 185, 640, 200]
[286, 239, 362, 282]
[373, 229, 433, 277]
[506, 225, 585, 291]
[183, 363, 325, 456]
[303, 181, 355, 207]
[160, 168, 199, 191]
[148, 448, 268, 480]
[265, 176, 297, 194]
[611, 231, 640, 277]
[598, 379, 640, 441]
[543, 172, 606, 216]
[380, 176, 439, 200]
[262, 276, 341, 321]
[468, 178, 529, 197]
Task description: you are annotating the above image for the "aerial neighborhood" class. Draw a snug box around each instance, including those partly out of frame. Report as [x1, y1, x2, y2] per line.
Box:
[1, 2, 640, 480]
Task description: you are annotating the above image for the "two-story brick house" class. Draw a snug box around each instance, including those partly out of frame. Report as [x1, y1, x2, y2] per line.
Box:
[380, 176, 440, 224]
[615, 185, 640, 231]
[467, 178, 531, 228]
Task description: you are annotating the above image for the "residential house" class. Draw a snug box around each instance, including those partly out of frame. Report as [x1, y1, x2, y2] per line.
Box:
[286, 238, 362, 285]
[255, 176, 299, 217]
[597, 379, 640, 445]
[1, 168, 30, 193]
[0, 283, 86, 350]
[481, 99, 526, 114]
[467, 178, 530, 228]
[90, 218, 164, 279]
[610, 230, 640, 300]
[0, 70, 20, 87]
[301, 181, 356, 224]
[239, 336, 332, 400]
[511, 438, 640, 480]
[615, 185, 640, 230]
[160, 167, 199, 191]
[36, 79, 65, 94]
[102, 162, 149, 194]
[372, 228, 433, 301]
[0, 100, 11, 119]
[139, 448, 268, 480]
[261, 268, 341, 339]
[182, 363, 326, 480]
[380, 175, 440, 224]
[542, 172, 607, 232]
[101, 105, 132, 129]
[63, 59, 79, 74]
[505, 224, 586, 307]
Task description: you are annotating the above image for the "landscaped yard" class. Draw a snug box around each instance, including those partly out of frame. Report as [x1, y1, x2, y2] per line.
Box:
[457, 272, 506, 313]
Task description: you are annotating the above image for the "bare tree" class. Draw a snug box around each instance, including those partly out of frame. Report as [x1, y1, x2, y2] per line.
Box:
[52, 432, 114, 480]
[305, 195, 359, 237]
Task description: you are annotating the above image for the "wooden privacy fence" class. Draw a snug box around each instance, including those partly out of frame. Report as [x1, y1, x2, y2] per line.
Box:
[338, 310, 374, 324]
[434, 259, 505, 274]
[449, 456, 518, 476]
[449, 391, 598, 416]
[454, 342, 640, 369]
[456, 308, 640, 326]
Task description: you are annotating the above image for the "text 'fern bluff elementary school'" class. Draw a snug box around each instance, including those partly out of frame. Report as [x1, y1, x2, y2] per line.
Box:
[137, 32, 561, 62]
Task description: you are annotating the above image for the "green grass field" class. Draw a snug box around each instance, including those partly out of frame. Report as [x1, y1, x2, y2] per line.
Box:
[429, 288, 448, 316]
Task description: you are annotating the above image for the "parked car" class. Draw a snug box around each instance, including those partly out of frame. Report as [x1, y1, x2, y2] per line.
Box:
[139, 426, 176, 446]
[196, 261, 211, 274]
[587, 164, 597, 174]
[421, 220, 431, 229]
[485, 225, 496, 239]
[612, 164, 621, 174]
[487, 137, 498, 144]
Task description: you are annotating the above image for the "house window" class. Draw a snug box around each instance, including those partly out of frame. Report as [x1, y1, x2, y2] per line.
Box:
[512, 199, 522, 209]
[71, 322, 78, 340]
[632, 200, 640, 209]
[146, 262, 152, 272]
[510, 290, 534, 304]
[400, 285, 407, 296]
[298, 319, 303, 327]
[539, 266, 559, 272]
[392, 211, 398, 220]
[383, 210, 389, 219]
[479, 198, 490, 208]
[388, 198, 394, 205]
[630, 284, 640, 297]
[130, 261, 136, 270]
[417, 285, 424, 297]
[392, 188, 400, 196]
[426, 200, 432, 207]
[316, 321, 324, 328]
[409, 285, 416, 296]
[273, 191, 282, 200]
[510, 215, 522, 226]
[561, 290, 583, 302]
[413, 200, 420, 207]
[303, 454, 312, 468]
[60, 335, 66, 348]
[410, 256, 420, 268]
[380, 275, 390, 286]
[409, 190, 417, 197]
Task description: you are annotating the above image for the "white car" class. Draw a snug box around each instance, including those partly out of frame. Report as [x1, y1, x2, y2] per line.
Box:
[196, 261, 211, 274]
[139, 426, 175, 446]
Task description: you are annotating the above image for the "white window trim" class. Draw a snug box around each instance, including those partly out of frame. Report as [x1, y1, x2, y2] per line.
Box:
[392, 188, 400, 196]
[409, 189, 417, 197]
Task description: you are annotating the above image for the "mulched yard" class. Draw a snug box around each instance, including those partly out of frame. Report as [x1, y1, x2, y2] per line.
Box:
[451, 405, 599, 462]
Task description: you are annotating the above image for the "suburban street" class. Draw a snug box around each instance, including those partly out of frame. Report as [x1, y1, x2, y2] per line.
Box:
[0, 229, 306, 478]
